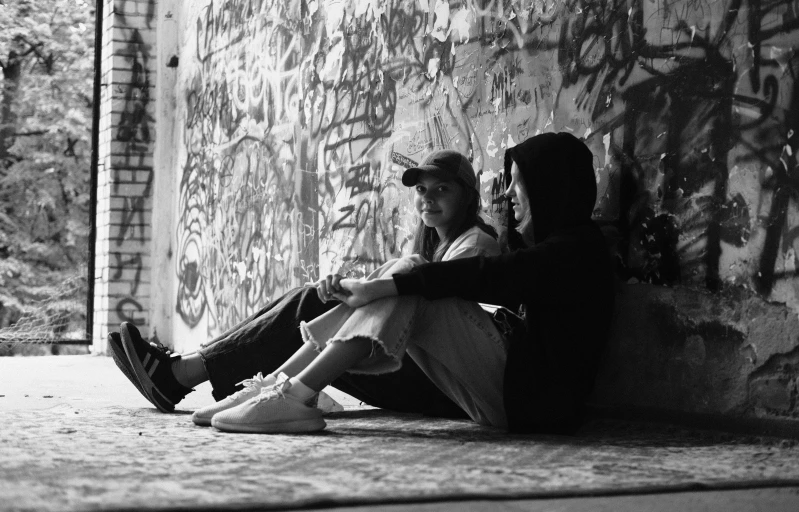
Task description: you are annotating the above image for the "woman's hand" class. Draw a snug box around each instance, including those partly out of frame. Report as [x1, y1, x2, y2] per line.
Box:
[332, 278, 398, 308]
[313, 274, 351, 303]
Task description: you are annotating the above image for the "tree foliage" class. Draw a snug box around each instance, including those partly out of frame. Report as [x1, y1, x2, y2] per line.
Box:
[0, 0, 95, 336]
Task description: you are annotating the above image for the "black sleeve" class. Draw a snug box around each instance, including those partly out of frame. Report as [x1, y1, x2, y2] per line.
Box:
[393, 226, 606, 307]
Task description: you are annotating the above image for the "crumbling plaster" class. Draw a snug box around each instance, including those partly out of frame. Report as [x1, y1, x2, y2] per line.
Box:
[594, 283, 799, 424]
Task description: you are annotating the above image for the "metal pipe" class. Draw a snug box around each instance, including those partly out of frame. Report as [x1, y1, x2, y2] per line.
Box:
[86, 0, 104, 347]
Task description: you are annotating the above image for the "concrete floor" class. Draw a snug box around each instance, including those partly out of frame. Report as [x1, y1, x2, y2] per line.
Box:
[1, 354, 798, 512]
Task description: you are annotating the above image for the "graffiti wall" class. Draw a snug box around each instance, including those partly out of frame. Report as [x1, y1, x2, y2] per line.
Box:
[174, 0, 799, 336]
[174, 0, 317, 334]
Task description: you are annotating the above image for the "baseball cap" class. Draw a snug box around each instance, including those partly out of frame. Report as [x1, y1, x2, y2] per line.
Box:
[401, 149, 477, 190]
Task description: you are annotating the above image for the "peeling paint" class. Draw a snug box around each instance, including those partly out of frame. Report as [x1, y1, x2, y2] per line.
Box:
[749, 345, 799, 419]
[594, 284, 799, 425]
[449, 7, 471, 43]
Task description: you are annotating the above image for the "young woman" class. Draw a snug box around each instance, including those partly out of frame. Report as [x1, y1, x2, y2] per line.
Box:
[112, 149, 501, 423]
[203, 132, 616, 435]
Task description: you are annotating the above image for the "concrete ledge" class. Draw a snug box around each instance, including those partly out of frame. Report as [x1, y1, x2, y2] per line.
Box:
[591, 283, 799, 435]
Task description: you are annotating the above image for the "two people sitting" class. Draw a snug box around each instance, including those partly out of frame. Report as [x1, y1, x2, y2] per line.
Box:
[109, 132, 615, 435]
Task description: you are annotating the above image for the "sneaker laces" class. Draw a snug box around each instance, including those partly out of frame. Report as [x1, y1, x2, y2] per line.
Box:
[231, 372, 272, 400]
[146, 339, 175, 359]
[254, 376, 290, 404]
[254, 377, 320, 407]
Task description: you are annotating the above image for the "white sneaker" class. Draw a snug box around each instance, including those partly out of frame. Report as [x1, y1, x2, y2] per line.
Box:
[211, 373, 326, 434]
[191, 372, 276, 426]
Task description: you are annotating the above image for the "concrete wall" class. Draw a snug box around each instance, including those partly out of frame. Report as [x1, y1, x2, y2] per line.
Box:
[98, 0, 799, 428]
[593, 284, 799, 430]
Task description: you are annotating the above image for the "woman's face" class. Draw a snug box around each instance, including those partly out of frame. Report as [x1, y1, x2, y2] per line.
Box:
[414, 173, 466, 237]
[505, 161, 531, 222]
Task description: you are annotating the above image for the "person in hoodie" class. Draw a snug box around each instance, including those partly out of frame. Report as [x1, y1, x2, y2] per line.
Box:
[203, 132, 615, 435]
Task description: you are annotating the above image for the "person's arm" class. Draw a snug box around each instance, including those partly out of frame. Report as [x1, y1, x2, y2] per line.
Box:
[444, 244, 498, 260]
[393, 225, 608, 307]
[333, 228, 500, 307]
[334, 224, 608, 309]
[333, 277, 398, 308]
[315, 258, 414, 304]
[334, 229, 606, 309]
[333, 248, 539, 309]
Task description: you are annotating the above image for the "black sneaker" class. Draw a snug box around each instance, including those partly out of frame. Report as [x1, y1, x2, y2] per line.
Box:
[120, 322, 193, 412]
[107, 331, 144, 396]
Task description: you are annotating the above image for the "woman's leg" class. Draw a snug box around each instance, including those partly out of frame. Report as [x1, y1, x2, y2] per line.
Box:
[298, 293, 507, 426]
[196, 282, 465, 417]
[405, 299, 508, 427]
[197, 260, 419, 396]
[297, 340, 373, 391]
[200, 256, 421, 394]
[298, 256, 431, 379]
[295, 256, 506, 424]
[233, 257, 430, 402]
[111, 286, 336, 413]
[198, 286, 336, 399]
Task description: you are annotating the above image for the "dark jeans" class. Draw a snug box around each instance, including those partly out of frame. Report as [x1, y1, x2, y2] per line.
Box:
[198, 286, 467, 418]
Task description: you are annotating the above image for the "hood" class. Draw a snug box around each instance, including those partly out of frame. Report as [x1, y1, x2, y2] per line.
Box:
[504, 132, 597, 247]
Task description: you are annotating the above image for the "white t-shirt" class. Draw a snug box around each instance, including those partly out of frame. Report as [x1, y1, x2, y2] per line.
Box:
[442, 225, 501, 261]
[441, 225, 503, 313]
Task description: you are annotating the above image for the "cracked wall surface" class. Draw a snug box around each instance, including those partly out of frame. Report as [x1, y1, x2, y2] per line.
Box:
[593, 284, 799, 425]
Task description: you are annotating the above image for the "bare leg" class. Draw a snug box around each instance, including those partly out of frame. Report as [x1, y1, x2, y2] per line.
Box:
[175, 314, 372, 393]
[270, 343, 320, 379]
[293, 338, 373, 391]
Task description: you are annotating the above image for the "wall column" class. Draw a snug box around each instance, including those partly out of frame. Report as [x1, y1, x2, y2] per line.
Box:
[149, 0, 178, 347]
[93, 0, 158, 351]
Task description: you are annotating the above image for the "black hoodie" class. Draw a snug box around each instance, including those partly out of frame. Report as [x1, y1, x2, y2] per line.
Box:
[393, 132, 615, 434]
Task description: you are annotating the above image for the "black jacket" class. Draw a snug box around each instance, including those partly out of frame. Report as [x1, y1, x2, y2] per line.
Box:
[393, 133, 615, 434]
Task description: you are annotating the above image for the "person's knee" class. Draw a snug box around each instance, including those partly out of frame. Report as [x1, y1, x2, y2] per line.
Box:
[403, 254, 427, 265]
[391, 255, 425, 273]
[368, 255, 426, 279]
